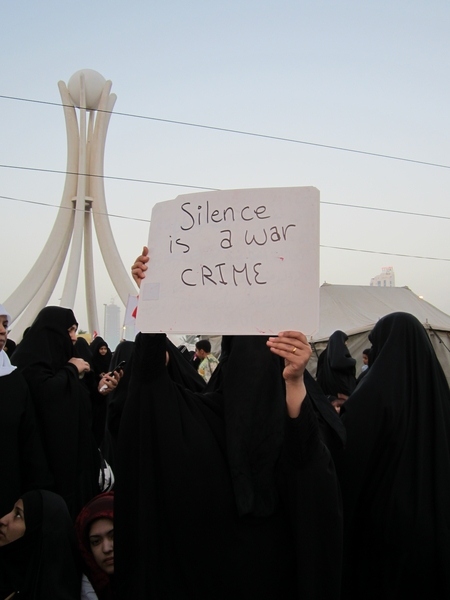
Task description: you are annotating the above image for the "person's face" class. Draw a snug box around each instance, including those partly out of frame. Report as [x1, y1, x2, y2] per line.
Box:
[362, 353, 369, 365]
[0, 500, 26, 546]
[68, 325, 78, 344]
[195, 348, 206, 360]
[99, 346, 108, 356]
[0, 315, 8, 352]
[89, 518, 114, 575]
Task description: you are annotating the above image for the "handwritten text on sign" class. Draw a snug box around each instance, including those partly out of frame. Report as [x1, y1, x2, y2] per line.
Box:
[136, 187, 320, 335]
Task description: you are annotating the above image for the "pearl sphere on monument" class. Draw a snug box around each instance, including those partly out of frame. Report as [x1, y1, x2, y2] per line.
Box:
[68, 69, 106, 110]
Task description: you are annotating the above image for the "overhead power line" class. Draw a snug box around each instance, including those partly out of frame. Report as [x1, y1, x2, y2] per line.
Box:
[1, 94, 450, 170]
[1, 194, 449, 263]
[321, 245, 450, 262]
[2, 94, 449, 265]
[0, 163, 218, 192]
[0, 194, 151, 223]
[1, 173, 449, 222]
[320, 201, 450, 221]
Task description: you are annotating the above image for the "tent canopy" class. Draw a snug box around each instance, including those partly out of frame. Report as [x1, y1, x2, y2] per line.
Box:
[308, 284, 450, 385]
[312, 284, 450, 342]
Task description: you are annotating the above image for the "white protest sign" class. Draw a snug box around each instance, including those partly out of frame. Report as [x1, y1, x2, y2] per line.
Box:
[136, 186, 320, 336]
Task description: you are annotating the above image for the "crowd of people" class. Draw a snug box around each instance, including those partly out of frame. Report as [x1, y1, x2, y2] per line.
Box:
[1, 246, 450, 599]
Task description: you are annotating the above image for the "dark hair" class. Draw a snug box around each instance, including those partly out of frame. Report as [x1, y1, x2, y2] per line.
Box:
[363, 348, 372, 357]
[195, 339, 211, 353]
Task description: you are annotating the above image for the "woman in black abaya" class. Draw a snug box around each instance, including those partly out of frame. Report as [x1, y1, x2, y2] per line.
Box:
[336, 312, 450, 599]
[0, 490, 80, 599]
[316, 330, 357, 401]
[0, 304, 53, 517]
[90, 337, 113, 379]
[115, 328, 343, 599]
[75, 336, 108, 447]
[114, 246, 343, 599]
[101, 340, 136, 471]
[12, 307, 117, 520]
[102, 336, 206, 474]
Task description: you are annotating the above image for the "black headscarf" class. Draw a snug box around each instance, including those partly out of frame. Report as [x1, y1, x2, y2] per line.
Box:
[12, 307, 101, 520]
[90, 337, 112, 377]
[115, 333, 342, 599]
[0, 490, 80, 599]
[336, 312, 450, 598]
[4, 338, 17, 358]
[316, 330, 356, 397]
[13, 306, 77, 370]
[74, 336, 94, 366]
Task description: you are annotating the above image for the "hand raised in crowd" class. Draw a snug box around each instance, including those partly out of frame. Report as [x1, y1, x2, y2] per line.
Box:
[266, 331, 312, 418]
[131, 246, 149, 289]
[68, 357, 91, 375]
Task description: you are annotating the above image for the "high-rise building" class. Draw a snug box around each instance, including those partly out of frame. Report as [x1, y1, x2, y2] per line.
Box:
[104, 300, 121, 350]
[370, 266, 395, 287]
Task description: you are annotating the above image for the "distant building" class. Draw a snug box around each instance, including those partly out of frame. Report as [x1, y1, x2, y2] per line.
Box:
[104, 300, 121, 350]
[370, 266, 395, 287]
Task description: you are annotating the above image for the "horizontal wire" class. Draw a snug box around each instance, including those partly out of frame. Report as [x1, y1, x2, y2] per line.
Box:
[2, 194, 448, 262]
[321, 201, 450, 221]
[0, 163, 218, 191]
[0, 194, 151, 223]
[2, 180, 449, 222]
[1, 93, 450, 170]
[321, 245, 450, 262]
[1, 94, 448, 263]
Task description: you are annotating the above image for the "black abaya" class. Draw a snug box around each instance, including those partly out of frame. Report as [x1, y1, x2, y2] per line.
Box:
[165, 337, 206, 393]
[336, 312, 450, 599]
[115, 333, 342, 599]
[102, 338, 205, 472]
[12, 307, 101, 520]
[75, 336, 107, 446]
[101, 340, 136, 471]
[0, 368, 53, 516]
[316, 330, 356, 397]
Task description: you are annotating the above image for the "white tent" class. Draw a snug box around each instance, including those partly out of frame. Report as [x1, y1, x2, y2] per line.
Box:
[308, 284, 450, 386]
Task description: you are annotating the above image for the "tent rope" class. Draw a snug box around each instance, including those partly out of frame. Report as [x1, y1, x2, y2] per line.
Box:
[426, 325, 450, 354]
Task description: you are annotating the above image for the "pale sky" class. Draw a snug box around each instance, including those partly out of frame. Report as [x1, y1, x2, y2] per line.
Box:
[2, 0, 450, 336]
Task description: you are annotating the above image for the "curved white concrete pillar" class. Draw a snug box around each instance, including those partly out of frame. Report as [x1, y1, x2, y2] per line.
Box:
[90, 85, 136, 304]
[61, 73, 88, 307]
[84, 208, 100, 334]
[4, 83, 78, 321]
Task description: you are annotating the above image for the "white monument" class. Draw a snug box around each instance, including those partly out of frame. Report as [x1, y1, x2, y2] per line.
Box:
[5, 69, 136, 338]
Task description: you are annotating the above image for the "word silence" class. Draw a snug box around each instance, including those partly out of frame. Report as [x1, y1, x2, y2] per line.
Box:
[168, 201, 297, 287]
[137, 187, 320, 335]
